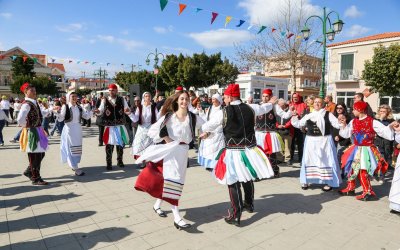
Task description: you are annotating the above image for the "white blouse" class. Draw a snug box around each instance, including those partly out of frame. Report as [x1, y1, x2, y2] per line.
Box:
[129, 104, 159, 125]
[57, 104, 92, 124]
[148, 113, 204, 144]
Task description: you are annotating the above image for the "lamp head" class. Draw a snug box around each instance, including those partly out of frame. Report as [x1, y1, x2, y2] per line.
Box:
[301, 26, 311, 40]
[333, 19, 344, 33]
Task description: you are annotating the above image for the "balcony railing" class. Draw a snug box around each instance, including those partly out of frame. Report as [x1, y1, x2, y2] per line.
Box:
[336, 69, 360, 81]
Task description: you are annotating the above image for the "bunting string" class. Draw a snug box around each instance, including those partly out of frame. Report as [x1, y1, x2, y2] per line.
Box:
[160, 0, 303, 39]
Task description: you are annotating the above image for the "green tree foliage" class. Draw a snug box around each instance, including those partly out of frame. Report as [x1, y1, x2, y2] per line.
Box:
[11, 75, 57, 95]
[76, 89, 92, 97]
[115, 70, 167, 93]
[11, 57, 36, 77]
[362, 43, 400, 96]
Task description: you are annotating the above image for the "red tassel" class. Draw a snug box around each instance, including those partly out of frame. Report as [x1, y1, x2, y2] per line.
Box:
[263, 132, 273, 155]
[103, 127, 109, 145]
[214, 150, 227, 180]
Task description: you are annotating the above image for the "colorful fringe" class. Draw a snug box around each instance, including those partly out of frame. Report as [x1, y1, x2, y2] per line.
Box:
[103, 125, 129, 146]
[19, 127, 48, 152]
[262, 132, 284, 155]
[341, 144, 388, 180]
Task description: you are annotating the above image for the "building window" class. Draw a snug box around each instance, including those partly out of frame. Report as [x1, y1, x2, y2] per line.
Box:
[336, 91, 355, 111]
[380, 96, 400, 113]
[303, 79, 310, 86]
[240, 88, 246, 99]
[340, 54, 354, 80]
[253, 88, 261, 99]
[278, 90, 285, 99]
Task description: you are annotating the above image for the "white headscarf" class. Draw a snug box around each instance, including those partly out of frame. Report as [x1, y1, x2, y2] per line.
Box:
[142, 92, 151, 106]
[212, 93, 223, 105]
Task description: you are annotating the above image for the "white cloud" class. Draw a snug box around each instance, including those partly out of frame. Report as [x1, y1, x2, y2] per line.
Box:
[344, 24, 371, 38]
[121, 30, 130, 35]
[97, 35, 115, 43]
[68, 35, 83, 42]
[344, 5, 363, 18]
[161, 46, 193, 55]
[238, 0, 320, 26]
[117, 39, 144, 51]
[153, 25, 174, 34]
[188, 29, 253, 49]
[0, 13, 12, 19]
[56, 23, 86, 33]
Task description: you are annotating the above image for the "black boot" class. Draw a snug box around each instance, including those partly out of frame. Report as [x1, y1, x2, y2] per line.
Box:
[224, 215, 240, 226]
[243, 202, 254, 213]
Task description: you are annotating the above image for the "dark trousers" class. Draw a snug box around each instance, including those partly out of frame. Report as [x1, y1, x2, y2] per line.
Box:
[125, 124, 133, 146]
[0, 120, 5, 143]
[290, 128, 304, 162]
[3, 110, 9, 126]
[106, 145, 123, 165]
[268, 152, 279, 176]
[227, 181, 254, 219]
[50, 120, 64, 136]
[98, 125, 105, 145]
[25, 152, 45, 181]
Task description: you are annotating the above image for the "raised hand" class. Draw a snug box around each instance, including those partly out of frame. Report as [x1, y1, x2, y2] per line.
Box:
[268, 96, 278, 104]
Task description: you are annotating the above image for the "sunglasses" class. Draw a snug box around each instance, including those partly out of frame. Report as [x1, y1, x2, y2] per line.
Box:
[336, 107, 343, 110]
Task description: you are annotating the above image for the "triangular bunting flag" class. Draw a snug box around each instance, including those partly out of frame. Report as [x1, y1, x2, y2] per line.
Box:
[281, 31, 286, 36]
[92, 62, 96, 65]
[11, 55, 17, 60]
[160, 0, 168, 11]
[178, 3, 186, 15]
[22, 56, 28, 63]
[287, 33, 294, 39]
[85, 61, 89, 64]
[69, 60, 73, 63]
[225, 16, 232, 28]
[33, 58, 38, 63]
[211, 12, 218, 24]
[236, 20, 245, 27]
[195, 8, 202, 13]
[77, 61, 81, 64]
[248, 24, 253, 30]
[271, 28, 276, 32]
[257, 26, 266, 34]
[107, 63, 110, 66]
[51, 58, 56, 63]
[295, 35, 302, 40]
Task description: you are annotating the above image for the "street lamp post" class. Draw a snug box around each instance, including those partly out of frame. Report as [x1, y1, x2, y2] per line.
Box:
[301, 7, 344, 98]
[145, 48, 164, 91]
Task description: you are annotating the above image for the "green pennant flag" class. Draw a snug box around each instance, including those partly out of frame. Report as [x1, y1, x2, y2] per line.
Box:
[33, 58, 38, 63]
[160, 0, 168, 11]
[257, 26, 266, 34]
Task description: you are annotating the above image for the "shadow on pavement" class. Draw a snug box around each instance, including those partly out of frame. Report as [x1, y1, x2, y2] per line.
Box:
[181, 191, 340, 233]
[3, 193, 81, 211]
[8, 227, 132, 249]
[0, 211, 96, 233]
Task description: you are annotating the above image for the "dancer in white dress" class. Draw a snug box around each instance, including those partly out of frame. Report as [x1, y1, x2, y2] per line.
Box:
[389, 125, 400, 214]
[57, 92, 92, 176]
[197, 93, 224, 170]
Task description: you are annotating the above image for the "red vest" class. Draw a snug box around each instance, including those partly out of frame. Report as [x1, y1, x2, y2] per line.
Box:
[352, 116, 375, 146]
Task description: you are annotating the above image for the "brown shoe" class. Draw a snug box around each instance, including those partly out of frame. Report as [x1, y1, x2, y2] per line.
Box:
[32, 179, 48, 185]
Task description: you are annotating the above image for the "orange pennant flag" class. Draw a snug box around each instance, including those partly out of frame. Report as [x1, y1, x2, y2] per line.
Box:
[22, 56, 28, 62]
[225, 16, 232, 27]
[178, 3, 187, 15]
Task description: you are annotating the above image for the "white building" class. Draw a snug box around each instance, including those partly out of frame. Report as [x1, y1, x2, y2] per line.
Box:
[201, 73, 290, 102]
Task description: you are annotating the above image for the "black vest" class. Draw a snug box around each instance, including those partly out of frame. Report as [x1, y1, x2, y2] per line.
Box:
[223, 103, 256, 147]
[24, 100, 42, 128]
[305, 112, 331, 136]
[64, 104, 83, 123]
[102, 96, 126, 126]
[138, 103, 157, 125]
[255, 109, 276, 131]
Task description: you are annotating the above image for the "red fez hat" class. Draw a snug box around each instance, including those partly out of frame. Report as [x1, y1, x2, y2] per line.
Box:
[108, 83, 118, 90]
[262, 89, 273, 96]
[176, 86, 183, 91]
[353, 101, 368, 112]
[20, 82, 32, 93]
[224, 84, 240, 97]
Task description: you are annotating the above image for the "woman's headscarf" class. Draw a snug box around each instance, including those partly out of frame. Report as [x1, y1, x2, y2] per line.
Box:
[212, 93, 223, 105]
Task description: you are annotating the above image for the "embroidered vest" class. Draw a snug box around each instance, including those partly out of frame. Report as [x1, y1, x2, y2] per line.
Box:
[223, 103, 256, 147]
[102, 96, 126, 126]
[255, 109, 276, 131]
[352, 116, 375, 146]
[23, 100, 42, 128]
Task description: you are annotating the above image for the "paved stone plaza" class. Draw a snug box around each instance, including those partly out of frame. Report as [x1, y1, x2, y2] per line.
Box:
[0, 123, 399, 250]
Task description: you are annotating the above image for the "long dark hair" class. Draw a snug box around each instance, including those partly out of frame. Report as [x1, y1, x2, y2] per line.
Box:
[333, 102, 348, 117]
[161, 90, 189, 117]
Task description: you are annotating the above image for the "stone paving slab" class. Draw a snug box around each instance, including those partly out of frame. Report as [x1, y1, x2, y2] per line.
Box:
[0, 123, 399, 250]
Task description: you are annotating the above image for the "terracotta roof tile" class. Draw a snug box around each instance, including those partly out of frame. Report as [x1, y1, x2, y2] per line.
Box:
[47, 63, 66, 72]
[327, 32, 400, 47]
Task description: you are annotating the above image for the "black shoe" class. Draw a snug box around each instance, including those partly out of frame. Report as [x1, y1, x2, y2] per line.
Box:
[117, 161, 125, 168]
[243, 203, 254, 213]
[106, 164, 112, 170]
[32, 178, 48, 185]
[23, 170, 32, 180]
[174, 219, 191, 230]
[153, 207, 167, 217]
[390, 209, 400, 215]
[224, 216, 240, 226]
[301, 184, 309, 190]
[98, 143, 103, 147]
[205, 168, 213, 172]
[274, 172, 280, 178]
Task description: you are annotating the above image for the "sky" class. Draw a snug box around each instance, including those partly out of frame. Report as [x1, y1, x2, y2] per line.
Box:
[0, 0, 399, 78]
